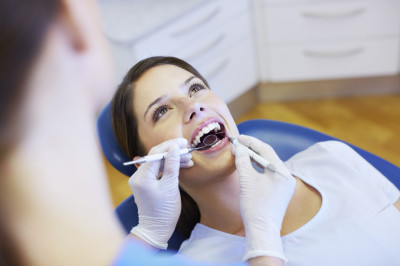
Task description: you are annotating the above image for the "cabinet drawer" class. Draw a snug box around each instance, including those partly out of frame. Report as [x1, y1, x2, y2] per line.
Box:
[263, 0, 400, 44]
[176, 11, 253, 66]
[132, 0, 249, 59]
[267, 39, 399, 82]
[192, 37, 258, 103]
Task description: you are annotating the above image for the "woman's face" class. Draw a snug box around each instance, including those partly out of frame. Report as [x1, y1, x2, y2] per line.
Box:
[133, 64, 239, 188]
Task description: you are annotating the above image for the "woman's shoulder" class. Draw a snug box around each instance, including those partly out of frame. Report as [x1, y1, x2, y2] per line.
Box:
[286, 140, 399, 206]
[295, 140, 354, 158]
[311, 140, 356, 154]
[284, 140, 356, 169]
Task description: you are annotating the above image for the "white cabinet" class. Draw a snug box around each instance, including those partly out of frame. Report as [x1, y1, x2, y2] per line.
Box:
[101, 0, 258, 103]
[255, 0, 400, 82]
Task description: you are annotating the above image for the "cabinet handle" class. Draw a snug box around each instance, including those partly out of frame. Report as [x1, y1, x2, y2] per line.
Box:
[302, 7, 366, 19]
[205, 58, 229, 79]
[303, 46, 364, 58]
[184, 34, 225, 61]
[171, 7, 221, 38]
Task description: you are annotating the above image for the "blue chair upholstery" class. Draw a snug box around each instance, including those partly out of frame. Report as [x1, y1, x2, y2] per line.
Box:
[97, 102, 400, 251]
[97, 102, 136, 177]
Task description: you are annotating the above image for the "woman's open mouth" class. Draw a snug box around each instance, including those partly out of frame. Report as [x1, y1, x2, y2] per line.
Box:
[190, 122, 227, 151]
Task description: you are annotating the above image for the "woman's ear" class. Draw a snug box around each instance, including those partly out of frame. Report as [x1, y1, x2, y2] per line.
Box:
[133, 156, 141, 169]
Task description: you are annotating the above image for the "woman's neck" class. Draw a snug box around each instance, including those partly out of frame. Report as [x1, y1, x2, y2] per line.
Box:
[186, 170, 245, 236]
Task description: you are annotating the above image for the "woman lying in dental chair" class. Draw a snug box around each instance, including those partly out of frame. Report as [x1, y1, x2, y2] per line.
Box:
[111, 56, 400, 265]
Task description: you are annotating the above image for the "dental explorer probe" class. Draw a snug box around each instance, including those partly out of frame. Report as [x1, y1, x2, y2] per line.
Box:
[228, 137, 277, 173]
[123, 135, 219, 166]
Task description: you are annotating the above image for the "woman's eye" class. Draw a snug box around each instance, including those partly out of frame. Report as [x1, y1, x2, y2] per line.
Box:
[153, 105, 170, 122]
[191, 86, 200, 93]
[189, 83, 205, 96]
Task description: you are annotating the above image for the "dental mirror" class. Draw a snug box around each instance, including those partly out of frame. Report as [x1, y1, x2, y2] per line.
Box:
[192, 134, 219, 151]
[203, 134, 218, 146]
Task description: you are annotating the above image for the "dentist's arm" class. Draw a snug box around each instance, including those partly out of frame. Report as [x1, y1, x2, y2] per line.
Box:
[233, 135, 296, 265]
[127, 138, 193, 249]
[126, 136, 294, 266]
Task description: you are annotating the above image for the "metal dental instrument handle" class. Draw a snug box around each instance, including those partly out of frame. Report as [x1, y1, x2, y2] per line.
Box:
[228, 137, 277, 172]
[123, 147, 197, 166]
[123, 135, 219, 166]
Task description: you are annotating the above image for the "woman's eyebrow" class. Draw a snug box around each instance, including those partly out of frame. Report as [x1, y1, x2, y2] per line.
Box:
[143, 95, 166, 119]
[184, 76, 196, 86]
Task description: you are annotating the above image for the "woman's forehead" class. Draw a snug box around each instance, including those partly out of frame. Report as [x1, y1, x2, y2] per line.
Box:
[133, 65, 194, 115]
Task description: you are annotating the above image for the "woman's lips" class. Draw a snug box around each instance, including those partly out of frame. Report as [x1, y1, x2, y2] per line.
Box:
[194, 136, 230, 154]
[189, 118, 224, 146]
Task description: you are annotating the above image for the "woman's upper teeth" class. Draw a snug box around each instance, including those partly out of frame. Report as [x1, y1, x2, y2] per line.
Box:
[192, 122, 221, 147]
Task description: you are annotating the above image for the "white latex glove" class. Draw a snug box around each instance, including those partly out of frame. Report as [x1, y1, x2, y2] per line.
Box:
[129, 138, 193, 249]
[232, 135, 296, 263]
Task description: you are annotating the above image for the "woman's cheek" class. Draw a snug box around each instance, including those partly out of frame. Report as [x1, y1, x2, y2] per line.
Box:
[155, 130, 183, 145]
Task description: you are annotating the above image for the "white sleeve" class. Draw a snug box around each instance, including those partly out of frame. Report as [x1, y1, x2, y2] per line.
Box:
[319, 141, 400, 204]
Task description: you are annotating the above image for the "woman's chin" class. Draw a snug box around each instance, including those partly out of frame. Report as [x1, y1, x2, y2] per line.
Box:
[180, 147, 236, 185]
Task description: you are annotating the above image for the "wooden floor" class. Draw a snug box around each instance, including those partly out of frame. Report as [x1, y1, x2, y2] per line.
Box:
[104, 94, 400, 207]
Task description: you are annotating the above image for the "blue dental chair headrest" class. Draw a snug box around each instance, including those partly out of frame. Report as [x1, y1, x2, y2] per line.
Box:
[97, 102, 400, 251]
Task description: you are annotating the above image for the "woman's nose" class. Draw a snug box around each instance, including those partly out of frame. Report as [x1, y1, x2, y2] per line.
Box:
[183, 100, 206, 123]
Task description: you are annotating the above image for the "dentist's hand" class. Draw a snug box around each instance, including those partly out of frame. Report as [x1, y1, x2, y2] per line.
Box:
[129, 138, 193, 250]
[233, 135, 296, 263]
